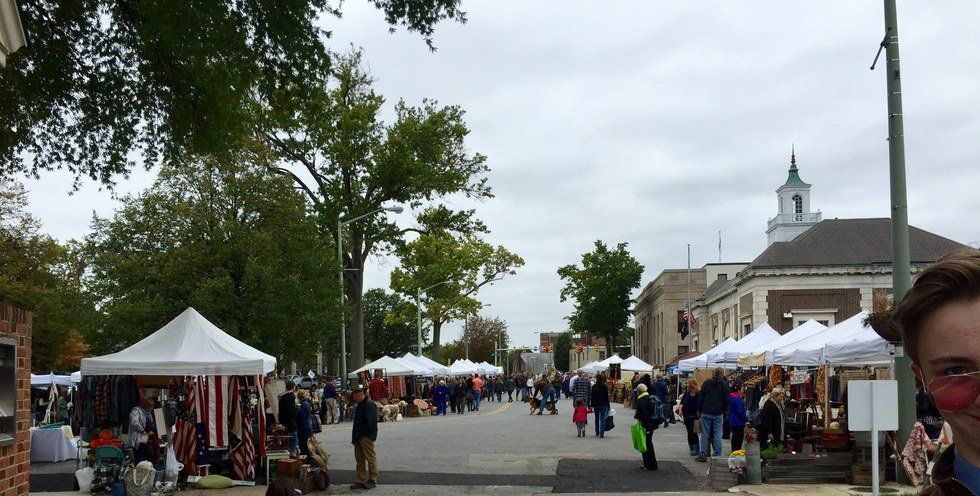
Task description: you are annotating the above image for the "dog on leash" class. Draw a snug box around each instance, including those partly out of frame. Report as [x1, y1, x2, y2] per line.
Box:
[379, 401, 407, 422]
[522, 396, 558, 415]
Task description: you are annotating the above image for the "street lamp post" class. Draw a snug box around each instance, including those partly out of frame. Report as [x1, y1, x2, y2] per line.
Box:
[415, 280, 452, 358]
[338, 206, 403, 388]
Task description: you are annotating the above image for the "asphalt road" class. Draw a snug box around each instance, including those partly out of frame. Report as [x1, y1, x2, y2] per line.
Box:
[315, 396, 710, 493]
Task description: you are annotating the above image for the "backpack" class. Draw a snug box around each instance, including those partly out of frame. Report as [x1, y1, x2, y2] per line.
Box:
[648, 395, 666, 429]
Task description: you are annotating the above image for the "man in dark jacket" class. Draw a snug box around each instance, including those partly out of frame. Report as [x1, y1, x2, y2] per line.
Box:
[350, 387, 378, 489]
[696, 368, 730, 461]
[652, 374, 670, 429]
[278, 380, 298, 455]
[633, 384, 658, 470]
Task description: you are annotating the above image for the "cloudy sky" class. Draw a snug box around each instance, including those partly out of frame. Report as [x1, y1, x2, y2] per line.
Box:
[25, 1, 980, 348]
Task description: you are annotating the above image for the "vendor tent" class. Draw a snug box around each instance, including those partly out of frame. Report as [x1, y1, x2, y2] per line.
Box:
[30, 373, 73, 388]
[620, 355, 655, 372]
[576, 361, 604, 374]
[476, 361, 500, 375]
[447, 359, 480, 376]
[678, 337, 738, 372]
[596, 354, 623, 368]
[70, 371, 81, 383]
[349, 355, 432, 378]
[80, 307, 276, 376]
[404, 353, 450, 375]
[821, 313, 893, 365]
[771, 312, 872, 366]
[739, 319, 827, 366]
[716, 323, 780, 364]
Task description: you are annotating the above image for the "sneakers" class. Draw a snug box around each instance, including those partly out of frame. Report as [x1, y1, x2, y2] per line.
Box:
[364, 481, 377, 489]
[350, 483, 366, 490]
[695, 455, 707, 463]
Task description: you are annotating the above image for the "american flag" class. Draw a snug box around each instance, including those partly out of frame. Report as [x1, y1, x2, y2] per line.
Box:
[255, 375, 266, 457]
[173, 378, 198, 475]
[206, 376, 228, 448]
[683, 305, 697, 325]
[230, 378, 255, 480]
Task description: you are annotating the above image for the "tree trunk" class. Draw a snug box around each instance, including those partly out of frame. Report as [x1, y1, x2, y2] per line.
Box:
[431, 319, 443, 363]
[348, 257, 366, 370]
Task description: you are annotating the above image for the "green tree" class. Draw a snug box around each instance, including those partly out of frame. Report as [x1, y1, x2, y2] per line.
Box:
[451, 315, 509, 364]
[84, 160, 339, 368]
[390, 229, 523, 362]
[553, 331, 572, 372]
[257, 53, 491, 370]
[0, 178, 94, 372]
[1, 0, 465, 185]
[558, 241, 644, 355]
[363, 288, 426, 360]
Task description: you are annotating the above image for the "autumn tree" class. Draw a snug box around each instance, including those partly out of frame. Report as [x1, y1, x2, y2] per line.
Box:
[257, 53, 491, 370]
[558, 241, 644, 355]
[444, 315, 509, 364]
[363, 288, 426, 360]
[1, 0, 465, 185]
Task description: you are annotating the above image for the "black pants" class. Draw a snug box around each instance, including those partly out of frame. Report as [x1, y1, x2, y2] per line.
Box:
[641, 429, 658, 470]
[722, 414, 730, 439]
[731, 425, 745, 452]
[507, 391, 513, 401]
[684, 417, 700, 454]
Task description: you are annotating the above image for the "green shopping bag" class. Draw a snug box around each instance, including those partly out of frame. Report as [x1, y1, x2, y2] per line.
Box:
[631, 424, 647, 453]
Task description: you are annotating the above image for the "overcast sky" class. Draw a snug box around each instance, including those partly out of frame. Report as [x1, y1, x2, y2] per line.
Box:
[25, 1, 980, 348]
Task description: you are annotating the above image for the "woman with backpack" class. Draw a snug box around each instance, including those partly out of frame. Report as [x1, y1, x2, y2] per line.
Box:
[633, 383, 659, 471]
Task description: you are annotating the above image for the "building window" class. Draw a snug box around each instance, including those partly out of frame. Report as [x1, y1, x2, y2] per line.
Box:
[678, 345, 689, 355]
[793, 194, 803, 221]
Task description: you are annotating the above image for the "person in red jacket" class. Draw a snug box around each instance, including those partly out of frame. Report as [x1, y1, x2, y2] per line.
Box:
[572, 399, 589, 437]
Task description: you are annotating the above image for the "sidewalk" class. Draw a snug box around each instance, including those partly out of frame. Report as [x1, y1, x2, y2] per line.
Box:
[732, 483, 918, 496]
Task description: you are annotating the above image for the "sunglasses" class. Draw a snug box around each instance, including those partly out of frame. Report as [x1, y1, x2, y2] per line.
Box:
[926, 371, 980, 412]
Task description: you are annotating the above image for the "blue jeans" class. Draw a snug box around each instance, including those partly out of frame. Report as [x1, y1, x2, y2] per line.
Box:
[288, 431, 298, 455]
[700, 414, 724, 457]
[593, 406, 609, 437]
[538, 388, 556, 413]
[472, 390, 481, 410]
[436, 402, 447, 415]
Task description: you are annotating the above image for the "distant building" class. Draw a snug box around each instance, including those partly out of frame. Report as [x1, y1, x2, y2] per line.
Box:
[635, 149, 972, 360]
[538, 331, 603, 352]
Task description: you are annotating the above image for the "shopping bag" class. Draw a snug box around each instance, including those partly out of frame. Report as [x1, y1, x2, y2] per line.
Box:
[75, 467, 95, 493]
[125, 464, 156, 496]
[694, 419, 701, 434]
[631, 424, 647, 453]
[165, 444, 183, 481]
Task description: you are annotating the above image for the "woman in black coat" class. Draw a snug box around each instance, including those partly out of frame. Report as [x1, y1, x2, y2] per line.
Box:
[757, 386, 786, 451]
[590, 374, 611, 438]
[633, 384, 658, 471]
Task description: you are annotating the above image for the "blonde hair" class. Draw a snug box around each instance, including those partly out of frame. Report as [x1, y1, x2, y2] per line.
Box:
[297, 390, 309, 400]
[686, 380, 700, 394]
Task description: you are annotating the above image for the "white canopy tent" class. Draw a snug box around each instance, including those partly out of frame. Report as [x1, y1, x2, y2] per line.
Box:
[715, 323, 780, 364]
[447, 359, 480, 376]
[771, 312, 873, 366]
[678, 337, 738, 372]
[620, 355, 655, 372]
[738, 319, 827, 366]
[70, 371, 82, 383]
[80, 307, 276, 376]
[403, 353, 450, 375]
[30, 373, 74, 388]
[475, 361, 502, 375]
[821, 315, 893, 365]
[348, 355, 433, 379]
[596, 354, 623, 368]
[576, 361, 604, 374]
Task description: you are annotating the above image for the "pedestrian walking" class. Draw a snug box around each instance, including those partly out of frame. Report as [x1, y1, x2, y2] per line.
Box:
[453, 378, 468, 415]
[350, 387, 379, 490]
[433, 380, 449, 416]
[679, 380, 701, 456]
[471, 374, 484, 411]
[633, 384, 658, 471]
[505, 376, 514, 402]
[573, 371, 591, 408]
[572, 399, 589, 437]
[296, 390, 313, 457]
[729, 382, 747, 453]
[652, 375, 669, 429]
[590, 373, 611, 438]
[321, 376, 339, 425]
[696, 368, 730, 462]
[278, 380, 299, 455]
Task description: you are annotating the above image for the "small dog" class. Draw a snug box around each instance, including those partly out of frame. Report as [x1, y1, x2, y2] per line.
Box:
[380, 401, 408, 422]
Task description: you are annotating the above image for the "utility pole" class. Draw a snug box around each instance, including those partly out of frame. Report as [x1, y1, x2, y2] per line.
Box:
[875, 0, 914, 481]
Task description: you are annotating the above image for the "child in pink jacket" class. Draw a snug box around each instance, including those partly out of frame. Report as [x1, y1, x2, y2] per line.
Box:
[572, 398, 589, 437]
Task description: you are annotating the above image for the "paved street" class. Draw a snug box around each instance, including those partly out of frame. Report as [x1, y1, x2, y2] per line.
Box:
[315, 397, 709, 493]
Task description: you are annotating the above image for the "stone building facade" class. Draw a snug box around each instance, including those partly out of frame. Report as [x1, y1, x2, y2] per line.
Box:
[0, 302, 32, 496]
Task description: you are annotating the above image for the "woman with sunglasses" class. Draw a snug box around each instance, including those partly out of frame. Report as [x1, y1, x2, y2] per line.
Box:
[894, 249, 980, 496]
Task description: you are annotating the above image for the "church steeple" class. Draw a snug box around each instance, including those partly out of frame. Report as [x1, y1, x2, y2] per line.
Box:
[767, 146, 821, 245]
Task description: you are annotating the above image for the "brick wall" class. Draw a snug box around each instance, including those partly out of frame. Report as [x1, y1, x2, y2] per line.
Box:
[766, 288, 861, 333]
[0, 302, 32, 496]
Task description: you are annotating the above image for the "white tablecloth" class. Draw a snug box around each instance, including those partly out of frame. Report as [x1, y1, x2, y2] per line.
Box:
[30, 426, 77, 463]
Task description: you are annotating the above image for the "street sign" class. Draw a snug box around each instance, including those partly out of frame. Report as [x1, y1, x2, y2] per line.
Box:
[848, 380, 898, 496]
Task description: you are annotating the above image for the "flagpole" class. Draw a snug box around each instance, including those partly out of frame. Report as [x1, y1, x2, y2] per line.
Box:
[687, 244, 692, 350]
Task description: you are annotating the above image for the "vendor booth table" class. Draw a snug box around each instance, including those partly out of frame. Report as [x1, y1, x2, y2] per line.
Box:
[30, 425, 76, 463]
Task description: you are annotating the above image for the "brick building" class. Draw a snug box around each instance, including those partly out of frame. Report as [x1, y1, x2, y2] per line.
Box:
[538, 331, 603, 352]
[690, 154, 969, 345]
[0, 302, 32, 496]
